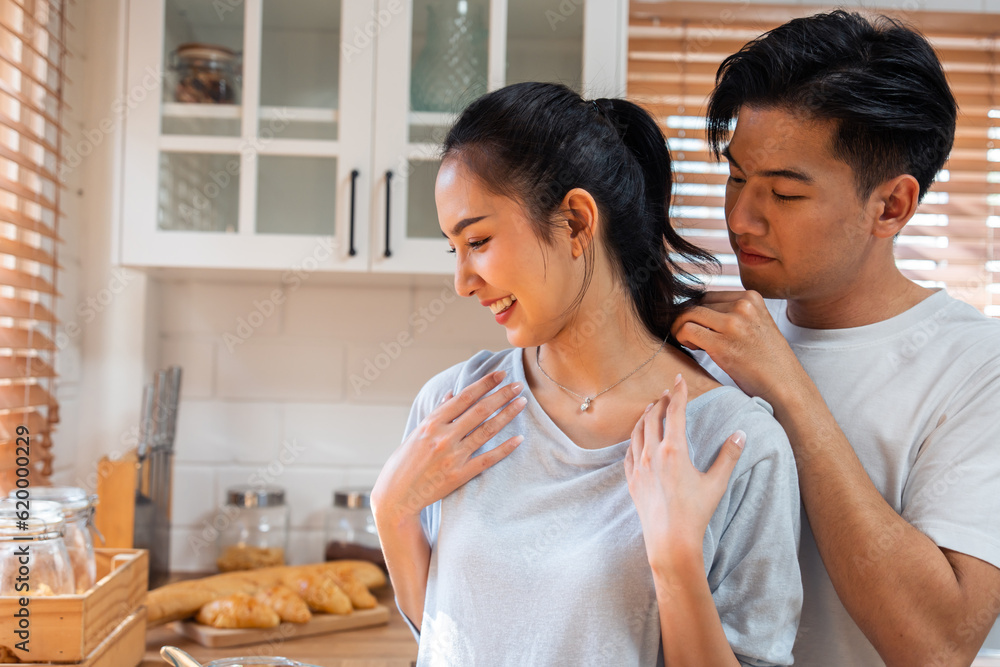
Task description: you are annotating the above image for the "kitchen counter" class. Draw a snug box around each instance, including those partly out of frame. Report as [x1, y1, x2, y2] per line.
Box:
[141, 583, 417, 667]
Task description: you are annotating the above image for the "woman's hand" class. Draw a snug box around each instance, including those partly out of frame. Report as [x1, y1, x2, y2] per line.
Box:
[371, 370, 527, 526]
[624, 373, 746, 570]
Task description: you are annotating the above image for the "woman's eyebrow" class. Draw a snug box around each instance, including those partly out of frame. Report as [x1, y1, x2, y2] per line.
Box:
[443, 215, 490, 238]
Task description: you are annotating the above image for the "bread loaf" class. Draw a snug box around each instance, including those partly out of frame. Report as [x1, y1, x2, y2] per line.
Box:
[254, 585, 312, 623]
[147, 560, 385, 626]
[195, 593, 281, 629]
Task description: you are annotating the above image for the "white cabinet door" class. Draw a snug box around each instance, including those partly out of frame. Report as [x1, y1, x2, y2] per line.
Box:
[370, 0, 628, 275]
[121, 0, 375, 271]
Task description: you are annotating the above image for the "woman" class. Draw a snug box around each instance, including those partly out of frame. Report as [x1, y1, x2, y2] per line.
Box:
[371, 82, 801, 666]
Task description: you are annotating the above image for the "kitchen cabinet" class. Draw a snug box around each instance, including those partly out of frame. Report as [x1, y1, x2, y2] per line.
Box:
[120, 0, 628, 274]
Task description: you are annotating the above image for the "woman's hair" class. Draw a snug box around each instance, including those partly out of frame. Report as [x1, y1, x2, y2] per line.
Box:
[441, 81, 717, 342]
[707, 10, 956, 202]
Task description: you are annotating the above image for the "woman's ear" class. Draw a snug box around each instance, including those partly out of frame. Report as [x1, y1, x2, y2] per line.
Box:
[871, 174, 920, 239]
[562, 188, 599, 258]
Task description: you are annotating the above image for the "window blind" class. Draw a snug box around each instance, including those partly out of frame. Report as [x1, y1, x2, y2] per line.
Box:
[628, 1, 1000, 317]
[0, 0, 68, 491]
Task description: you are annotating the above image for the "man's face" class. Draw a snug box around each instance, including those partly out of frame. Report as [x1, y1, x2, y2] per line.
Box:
[723, 106, 879, 301]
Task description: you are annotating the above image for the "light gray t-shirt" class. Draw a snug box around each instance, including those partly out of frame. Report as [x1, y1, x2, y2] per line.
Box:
[401, 347, 802, 666]
[696, 289, 1000, 666]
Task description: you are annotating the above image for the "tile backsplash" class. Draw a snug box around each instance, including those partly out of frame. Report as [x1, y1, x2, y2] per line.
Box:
[161, 278, 509, 571]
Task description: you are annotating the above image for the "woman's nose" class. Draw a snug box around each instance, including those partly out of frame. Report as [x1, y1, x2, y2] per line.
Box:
[454, 253, 484, 298]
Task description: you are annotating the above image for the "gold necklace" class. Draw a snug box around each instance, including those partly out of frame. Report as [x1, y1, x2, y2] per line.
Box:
[534, 336, 668, 411]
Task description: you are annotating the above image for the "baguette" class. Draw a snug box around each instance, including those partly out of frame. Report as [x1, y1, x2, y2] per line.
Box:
[147, 560, 385, 626]
[196, 593, 281, 629]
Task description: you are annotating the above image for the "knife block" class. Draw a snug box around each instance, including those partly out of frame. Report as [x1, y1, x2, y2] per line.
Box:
[95, 447, 172, 588]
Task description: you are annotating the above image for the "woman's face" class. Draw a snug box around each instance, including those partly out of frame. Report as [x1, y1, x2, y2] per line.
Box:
[435, 158, 588, 348]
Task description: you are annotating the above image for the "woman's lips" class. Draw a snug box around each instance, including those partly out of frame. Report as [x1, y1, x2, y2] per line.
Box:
[494, 298, 516, 324]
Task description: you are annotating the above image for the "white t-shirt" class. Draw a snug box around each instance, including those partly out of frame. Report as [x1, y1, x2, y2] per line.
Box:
[402, 348, 802, 667]
[696, 289, 1000, 666]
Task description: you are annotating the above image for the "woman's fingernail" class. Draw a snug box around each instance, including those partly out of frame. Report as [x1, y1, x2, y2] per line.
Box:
[675, 373, 683, 386]
[512, 382, 523, 393]
[733, 430, 746, 449]
[516, 396, 528, 407]
[495, 370, 507, 381]
[644, 402, 654, 413]
[661, 388, 670, 397]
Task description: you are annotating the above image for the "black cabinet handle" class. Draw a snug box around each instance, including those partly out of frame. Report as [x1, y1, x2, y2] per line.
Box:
[348, 169, 359, 257]
[384, 170, 393, 258]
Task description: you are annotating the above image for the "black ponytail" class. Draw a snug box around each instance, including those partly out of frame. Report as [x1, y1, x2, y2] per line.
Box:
[442, 82, 718, 342]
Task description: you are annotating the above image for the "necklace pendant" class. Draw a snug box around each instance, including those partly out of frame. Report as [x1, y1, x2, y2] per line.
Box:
[580, 397, 591, 411]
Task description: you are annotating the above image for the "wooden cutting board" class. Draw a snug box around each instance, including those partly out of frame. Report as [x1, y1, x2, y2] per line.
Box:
[171, 605, 391, 648]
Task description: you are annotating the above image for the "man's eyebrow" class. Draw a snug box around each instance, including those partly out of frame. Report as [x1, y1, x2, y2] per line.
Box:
[721, 146, 815, 185]
[442, 215, 489, 238]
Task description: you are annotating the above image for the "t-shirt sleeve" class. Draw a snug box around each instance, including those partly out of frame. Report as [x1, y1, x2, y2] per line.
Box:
[703, 399, 803, 667]
[902, 365, 1000, 569]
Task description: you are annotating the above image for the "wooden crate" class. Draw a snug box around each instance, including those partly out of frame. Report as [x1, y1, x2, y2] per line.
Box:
[26, 609, 146, 667]
[0, 548, 148, 663]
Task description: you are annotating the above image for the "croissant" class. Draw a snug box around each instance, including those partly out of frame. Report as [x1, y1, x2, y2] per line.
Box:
[324, 569, 377, 610]
[254, 585, 312, 623]
[282, 572, 353, 615]
[195, 593, 281, 629]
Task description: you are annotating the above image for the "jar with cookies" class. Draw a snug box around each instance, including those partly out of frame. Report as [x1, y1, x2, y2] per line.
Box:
[0, 498, 75, 596]
[216, 485, 290, 572]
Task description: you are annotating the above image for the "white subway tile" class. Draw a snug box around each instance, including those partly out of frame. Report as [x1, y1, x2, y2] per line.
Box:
[160, 282, 284, 337]
[344, 467, 382, 489]
[345, 343, 478, 403]
[215, 339, 344, 401]
[174, 400, 282, 463]
[170, 526, 218, 572]
[282, 403, 410, 466]
[283, 285, 412, 341]
[160, 337, 215, 398]
[287, 529, 325, 565]
[171, 464, 217, 526]
[412, 284, 510, 349]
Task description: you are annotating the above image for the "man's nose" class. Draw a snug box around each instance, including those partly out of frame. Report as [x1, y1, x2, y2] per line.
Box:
[725, 185, 766, 236]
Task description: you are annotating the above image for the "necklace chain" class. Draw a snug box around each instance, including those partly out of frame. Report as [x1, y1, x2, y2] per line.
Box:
[534, 336, 669, 412]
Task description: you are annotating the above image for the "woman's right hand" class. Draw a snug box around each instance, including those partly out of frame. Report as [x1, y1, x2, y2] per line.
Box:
[371, 370, 527, 525]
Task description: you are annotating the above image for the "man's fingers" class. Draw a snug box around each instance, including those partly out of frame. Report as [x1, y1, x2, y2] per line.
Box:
[674, 317, 726, 354]
[697, 290, 751, 304]
[707, 430, 746, 491]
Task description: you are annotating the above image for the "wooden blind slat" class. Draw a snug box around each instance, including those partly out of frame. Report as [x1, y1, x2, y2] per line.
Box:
[0, 267, 56, 294]
[0, 204, 60, 240]
[0, 237, 57, 267]
[0, 297, 55, 322]
[0, 410, 47, 441]
[0, 383, 54, 411]
[0, 327, 56, 351]
[0, 355, 54, 379]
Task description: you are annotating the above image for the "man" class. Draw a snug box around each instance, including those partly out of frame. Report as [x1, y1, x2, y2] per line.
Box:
[672, 10, 1000, 666]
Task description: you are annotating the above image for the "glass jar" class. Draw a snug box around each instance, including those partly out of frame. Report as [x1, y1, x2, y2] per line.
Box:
[169, 42, 242, 104]
[0, 499, 75, 596]
[7, 487, 98, 593]
[324, 488, 383, 567]
[216, 486, 289, 572]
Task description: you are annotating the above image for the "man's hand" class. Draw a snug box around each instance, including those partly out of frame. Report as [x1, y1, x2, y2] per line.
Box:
[672, 290, 806, 407]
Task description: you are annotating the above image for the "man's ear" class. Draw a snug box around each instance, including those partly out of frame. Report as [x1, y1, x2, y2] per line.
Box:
[562, 188, 599, 258]
[871, 174, 921, 239]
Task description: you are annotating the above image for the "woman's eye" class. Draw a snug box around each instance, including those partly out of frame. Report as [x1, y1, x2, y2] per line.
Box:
[467, 237, 491, 250]
[446, 246, 456, 254]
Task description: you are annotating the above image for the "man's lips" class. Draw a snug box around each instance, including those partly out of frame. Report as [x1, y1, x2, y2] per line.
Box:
[737, 249, 775, 265]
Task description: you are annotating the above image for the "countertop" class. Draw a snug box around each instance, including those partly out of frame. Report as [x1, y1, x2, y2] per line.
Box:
[141, 583, 417, 667]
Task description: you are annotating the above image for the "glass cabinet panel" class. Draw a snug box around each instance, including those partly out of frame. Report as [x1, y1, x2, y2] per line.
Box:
[158, 152, 241, 232]
[162, 0, 244, 137]
[259, 0, 341, 141]
[506, 0, 583, 91]
[408, 0, 490, 143]
[256, 156, 338, 235]
[406, 159, 443, 239]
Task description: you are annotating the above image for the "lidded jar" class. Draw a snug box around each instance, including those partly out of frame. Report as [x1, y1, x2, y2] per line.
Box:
[0, 498, 75, 596]
[324, 488, 383, 567]
[169, 42, 241, 104]
[9, 486, 98, 593]
[216, 485, 289, 572]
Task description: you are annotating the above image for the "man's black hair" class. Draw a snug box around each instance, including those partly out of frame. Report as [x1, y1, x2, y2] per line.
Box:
[707, 10, 957, 201]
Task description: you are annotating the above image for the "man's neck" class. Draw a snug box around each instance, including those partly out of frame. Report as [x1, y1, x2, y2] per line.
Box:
[785, 271, 935, 330]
